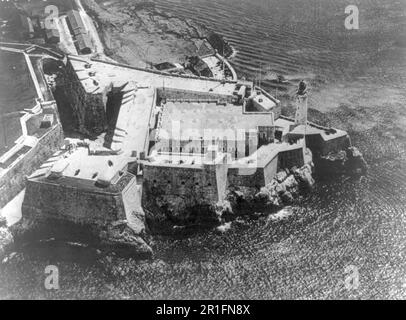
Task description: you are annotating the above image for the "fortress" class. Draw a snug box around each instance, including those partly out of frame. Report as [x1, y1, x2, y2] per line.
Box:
[0, 4, 365, 255]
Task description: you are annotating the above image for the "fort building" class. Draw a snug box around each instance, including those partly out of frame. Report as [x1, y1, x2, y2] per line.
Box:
[1, 36, 354, 248]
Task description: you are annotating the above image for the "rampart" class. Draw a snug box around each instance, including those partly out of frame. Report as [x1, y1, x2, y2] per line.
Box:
[0, 122, 64, 208]
[227, 144, 304, 188]
[278, 147, 304, 170]
[22, 174, 133, 225]
[156, 87, 234, 103]
[63, 60, 108, 134]
[142, 160, 228, 205]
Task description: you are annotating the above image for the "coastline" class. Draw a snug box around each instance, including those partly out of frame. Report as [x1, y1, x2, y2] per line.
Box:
[0, 0, 368, 256]
[1, 0, 405, 300]
[81, 0, 234, 67]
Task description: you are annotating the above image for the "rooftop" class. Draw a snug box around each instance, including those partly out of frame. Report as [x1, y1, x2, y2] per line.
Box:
[159, 101, 275, 141]
[69, 56, 240, 96]
[274, 117, 348, 141]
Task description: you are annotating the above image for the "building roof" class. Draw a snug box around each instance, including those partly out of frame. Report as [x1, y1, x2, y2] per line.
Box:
[76, 33, 92, 51]
[159, 101, 275, 141]
[45, 28, 60, 39]
[68, 56, 240, 95]
[67, 10, 86, 33]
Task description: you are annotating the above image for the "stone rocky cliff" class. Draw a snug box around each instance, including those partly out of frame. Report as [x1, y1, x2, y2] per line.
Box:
[142, 145, 368, 235]
[0, 216, 12, 260]
[143, 157, 316, 234]
[315, 146, 368, 177]
[82, 0, 233, 67]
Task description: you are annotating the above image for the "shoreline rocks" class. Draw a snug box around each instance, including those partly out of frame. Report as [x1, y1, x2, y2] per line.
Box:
[227, 162, 315, 216]
[9, 216, 152, 259]
[4, 145, 367, 254]
[0, 216, 13, 260]
[143, 145, 368, 234]
[315, 146, 368, 177]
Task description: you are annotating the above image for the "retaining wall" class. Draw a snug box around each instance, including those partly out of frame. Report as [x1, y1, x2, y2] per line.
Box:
[63, 61, 107, 134]
[142, 163, 223, 204]
[156, 87, 234, 103]
[22, 174, 138, 226]
[0, 123, 64, 208]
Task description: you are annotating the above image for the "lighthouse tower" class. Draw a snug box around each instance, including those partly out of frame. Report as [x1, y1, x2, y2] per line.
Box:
[295, 80, 308, 126]
[294, 80, 308, 151]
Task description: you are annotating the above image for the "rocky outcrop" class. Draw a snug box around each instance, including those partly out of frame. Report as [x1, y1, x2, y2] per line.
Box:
[0, 216, 13, 259]
[15, 173, 152, 257]
[10, 216, 152, 258]
[144, 161, 316, 233]
[82, 0, 233, 67]
[226, 163, 315, 214]
[315, 146, 368, 177]
[144, 201, 225, 235]
[346, 146, 368, 175]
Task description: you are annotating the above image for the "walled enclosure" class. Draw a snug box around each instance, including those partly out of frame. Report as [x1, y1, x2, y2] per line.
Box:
[0, 122, 64, 208]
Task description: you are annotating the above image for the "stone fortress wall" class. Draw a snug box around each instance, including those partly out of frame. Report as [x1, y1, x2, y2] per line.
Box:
[63, 59, 108, 134]
[142, 162, 228, 205]
[12, 48, 353, 244]
[0, 120, 64, 208]
[0, 44, 66, 208]
[227, 148, 304, 189]
[22, 172, 132, 226]
[156, 87, 234, 103]
[143, 141, 305, 208]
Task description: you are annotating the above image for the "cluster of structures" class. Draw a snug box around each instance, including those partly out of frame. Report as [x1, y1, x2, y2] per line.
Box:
[0, 43, 64, 209]
[0, 3, 359, 253]
[2, 4, 96, 56]
[15, 51, 349, 232]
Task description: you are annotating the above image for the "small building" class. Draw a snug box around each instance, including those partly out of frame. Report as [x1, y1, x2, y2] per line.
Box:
[40, 114, 55, 128]
[67, 10, 87, 35]
[76, 33, 92, 55]
[154, 62, 184, 73]
[45, 28, 60, 44]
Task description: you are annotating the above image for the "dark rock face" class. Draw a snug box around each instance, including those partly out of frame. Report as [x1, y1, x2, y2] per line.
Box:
[144, 152, 317, 232]
[10, 216, 152, 258]
[0, 216, 13, 259]
[0, 215, 7, 228]
[53, 62, 108, 137]
[315, 146, 368, 177]
[346, 146, 368, 175]
[227, 163, 315, 214]
[82, 0, 233, 67]
[144, 200, 226, 235]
